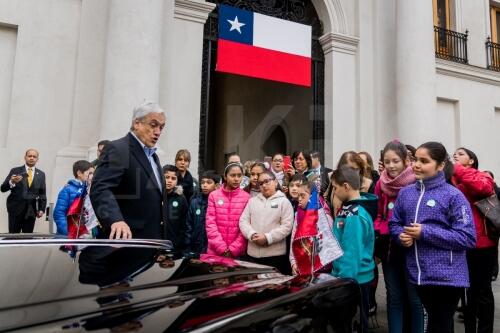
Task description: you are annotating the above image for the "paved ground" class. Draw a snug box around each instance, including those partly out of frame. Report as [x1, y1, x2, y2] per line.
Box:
[370, 264, 500, 332]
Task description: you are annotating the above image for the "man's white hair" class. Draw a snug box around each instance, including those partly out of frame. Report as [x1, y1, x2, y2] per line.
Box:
[130, 101, 165, 129]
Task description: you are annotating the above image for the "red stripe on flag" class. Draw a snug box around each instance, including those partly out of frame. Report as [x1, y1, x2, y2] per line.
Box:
[216, 39, 311, 87]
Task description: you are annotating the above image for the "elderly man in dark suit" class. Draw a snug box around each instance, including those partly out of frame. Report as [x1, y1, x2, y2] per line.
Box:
[1, 149, 47, 233]
[90, 101, 167, 240]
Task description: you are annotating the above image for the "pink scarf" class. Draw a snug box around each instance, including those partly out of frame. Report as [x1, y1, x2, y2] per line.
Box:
[380, 166, 416, 197]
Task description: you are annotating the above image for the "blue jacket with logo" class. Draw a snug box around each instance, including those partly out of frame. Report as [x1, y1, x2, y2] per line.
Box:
[53, 179, 86, 235]
[389, 172, 476, 287]
[332, 193, 378, 284]
[185, 192, 209, 254]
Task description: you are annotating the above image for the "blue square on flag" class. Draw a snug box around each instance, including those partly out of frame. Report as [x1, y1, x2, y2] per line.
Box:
[218, 4, 253, 45]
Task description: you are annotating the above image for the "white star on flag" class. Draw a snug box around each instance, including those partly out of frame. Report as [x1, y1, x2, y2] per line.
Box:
[227, 16, 245, 34]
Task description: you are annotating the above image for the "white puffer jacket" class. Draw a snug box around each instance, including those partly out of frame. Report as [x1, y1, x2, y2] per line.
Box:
[239, 190, 294, 258]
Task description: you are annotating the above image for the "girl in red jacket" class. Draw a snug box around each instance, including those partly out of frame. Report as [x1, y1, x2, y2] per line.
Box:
[206, 163, 250, 258]
[452, 147, 496, 333]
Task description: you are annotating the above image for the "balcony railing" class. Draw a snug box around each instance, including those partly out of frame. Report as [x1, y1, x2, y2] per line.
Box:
[434, 26, 468, 64]
[486, 37, 500, 71]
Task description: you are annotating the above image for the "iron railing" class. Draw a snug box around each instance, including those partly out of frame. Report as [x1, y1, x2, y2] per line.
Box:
[434, 26, 468, 63]
[486, 37, 500, 71]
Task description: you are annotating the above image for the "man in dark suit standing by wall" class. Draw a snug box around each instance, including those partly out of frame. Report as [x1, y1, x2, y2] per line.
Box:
[311, 151, 333, 196]
[90, 101, 167, 240]
[1, 149, 47, 233]
[91, 139, 111, 168]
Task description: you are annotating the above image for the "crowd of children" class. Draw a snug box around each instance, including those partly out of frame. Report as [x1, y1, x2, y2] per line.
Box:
[53, 142, 499, 333]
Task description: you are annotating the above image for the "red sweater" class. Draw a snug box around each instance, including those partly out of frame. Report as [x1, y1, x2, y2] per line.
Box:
[452, 163, 497, 248]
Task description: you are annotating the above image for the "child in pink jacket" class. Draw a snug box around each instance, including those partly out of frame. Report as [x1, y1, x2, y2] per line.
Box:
[206, 163, 250, 258]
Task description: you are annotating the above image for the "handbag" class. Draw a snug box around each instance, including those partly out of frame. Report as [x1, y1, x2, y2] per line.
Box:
[475, 194, 500, 238]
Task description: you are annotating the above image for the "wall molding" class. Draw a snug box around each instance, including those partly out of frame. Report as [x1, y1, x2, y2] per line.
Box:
[55, 145, 90, 159]
[319, 32, 359, 56]
[436, 58, 500, 86]
[174, 0, 216, 24]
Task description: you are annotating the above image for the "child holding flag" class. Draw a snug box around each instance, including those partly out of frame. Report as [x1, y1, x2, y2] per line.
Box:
[290, 180, 342, 276]
[53, 160, 95, 237]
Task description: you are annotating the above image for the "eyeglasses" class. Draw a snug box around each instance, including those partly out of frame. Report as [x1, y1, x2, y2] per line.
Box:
[258, 178, 274, 187]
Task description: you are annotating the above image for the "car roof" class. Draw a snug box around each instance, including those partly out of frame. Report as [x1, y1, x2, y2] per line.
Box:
[0, 238, 283, 331]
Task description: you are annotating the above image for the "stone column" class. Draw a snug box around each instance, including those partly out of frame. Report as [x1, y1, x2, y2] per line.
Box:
[396, 1, 436, 145]
[51, 0, 165, 230]
[99, 0, 164, 141]
[320, 32, 360, 167]
[158, 0, 216, 174]
[50, 0, 110, 222]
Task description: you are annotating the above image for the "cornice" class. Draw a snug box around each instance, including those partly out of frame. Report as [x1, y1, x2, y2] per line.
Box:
[435, 58, 500, 87]
[319, 32, 359, 56]
[174, 0, 216, 24]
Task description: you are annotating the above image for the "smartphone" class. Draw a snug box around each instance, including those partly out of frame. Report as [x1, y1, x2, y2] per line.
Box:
[379, 149, 384, 163]
[283, 155, 292, 172]
[12, 173, 26, 178]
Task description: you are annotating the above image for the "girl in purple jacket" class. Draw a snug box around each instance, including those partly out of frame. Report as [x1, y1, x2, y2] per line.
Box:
[390, 142, 476, 333]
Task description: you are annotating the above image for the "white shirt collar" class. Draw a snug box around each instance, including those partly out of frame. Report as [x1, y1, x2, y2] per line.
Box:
[130, 131, 157, 156]
[25, 165, 35, 173]
[130, 131, 146, 149]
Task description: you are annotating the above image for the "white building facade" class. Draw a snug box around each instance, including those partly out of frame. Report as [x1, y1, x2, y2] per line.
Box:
[0, 0, 499, 233]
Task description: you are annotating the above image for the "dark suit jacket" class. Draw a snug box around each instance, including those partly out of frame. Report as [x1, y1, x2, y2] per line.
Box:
[1, 166, 47, 217]
[90, 133, 166, 239]
[319, 166, 333, 195]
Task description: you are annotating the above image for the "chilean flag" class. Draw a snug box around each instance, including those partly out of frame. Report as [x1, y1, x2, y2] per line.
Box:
[216, 4, 312, 87]
[292, 187, 343, 275]
[66, 187, 88, 240]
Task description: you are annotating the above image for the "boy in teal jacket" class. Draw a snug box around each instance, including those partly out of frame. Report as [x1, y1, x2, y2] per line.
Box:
[330, 166, 378, 331]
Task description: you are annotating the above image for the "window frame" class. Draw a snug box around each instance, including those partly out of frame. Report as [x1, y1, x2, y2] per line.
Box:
[433, 0, 451, 56]
[489, 5, 500, 70]
[433, 0, 451, 29]
[491, 5, 500, 43]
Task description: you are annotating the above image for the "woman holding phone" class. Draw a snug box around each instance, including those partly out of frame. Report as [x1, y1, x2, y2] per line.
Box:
[271, 153, 286, 186]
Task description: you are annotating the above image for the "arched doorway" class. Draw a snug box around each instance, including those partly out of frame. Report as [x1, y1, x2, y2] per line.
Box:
[198, 0, 324, 173]
[263, 125, 287, 157]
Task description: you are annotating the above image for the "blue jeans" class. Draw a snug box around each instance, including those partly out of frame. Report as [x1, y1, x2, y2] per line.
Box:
[382, 253, 424, 333]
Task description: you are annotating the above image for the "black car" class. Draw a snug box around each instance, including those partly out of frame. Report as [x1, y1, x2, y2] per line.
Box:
[0, 235, 361, 332]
